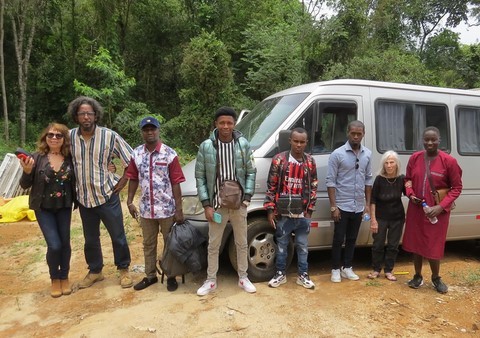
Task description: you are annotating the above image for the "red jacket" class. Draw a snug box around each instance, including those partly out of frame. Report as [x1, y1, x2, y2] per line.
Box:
[264, 151, 318, 215]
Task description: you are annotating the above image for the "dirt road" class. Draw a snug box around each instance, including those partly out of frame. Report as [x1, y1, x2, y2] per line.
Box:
[1, 210, 479, 337]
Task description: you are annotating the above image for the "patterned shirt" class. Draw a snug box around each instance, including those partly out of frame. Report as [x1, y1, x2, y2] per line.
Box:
[264, 151, 318, 213]
[41, 160, 74, 210]
[70, 126, 133, 207]
[214, 140, 236, 209]
[126, 141, 185, 219]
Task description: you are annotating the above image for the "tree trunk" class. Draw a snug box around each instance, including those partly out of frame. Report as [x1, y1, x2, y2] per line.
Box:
[0, 0, 7, 141]
[9, 0, 41, 146]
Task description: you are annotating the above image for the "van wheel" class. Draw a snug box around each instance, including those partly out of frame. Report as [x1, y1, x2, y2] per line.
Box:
[228, 217, 294, 283]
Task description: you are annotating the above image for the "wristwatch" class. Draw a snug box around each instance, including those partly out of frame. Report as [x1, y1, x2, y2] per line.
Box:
[330, 206, 337, 212]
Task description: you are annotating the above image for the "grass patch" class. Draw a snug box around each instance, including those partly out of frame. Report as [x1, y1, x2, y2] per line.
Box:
[10, 238, 45, 256]
[448, 268, 480, 286]
[365, 280, 382, 287]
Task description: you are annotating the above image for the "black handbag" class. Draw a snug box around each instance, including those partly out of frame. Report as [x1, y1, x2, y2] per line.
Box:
[276, 194, 304, 216]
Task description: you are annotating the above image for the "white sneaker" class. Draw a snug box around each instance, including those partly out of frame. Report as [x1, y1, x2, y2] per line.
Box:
[296, 272, 315, 289]
[197, 279, 217, 296]
[341, 267, 360, 280]
[331, 269, 341, 282]
[238, 277, 256, 293]
[268, 271, 287, 288]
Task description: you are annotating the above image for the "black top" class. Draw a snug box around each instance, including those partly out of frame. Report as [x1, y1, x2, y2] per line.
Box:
[41, 161, 74, 210]
[371, 174, 406, 221]
[20, 153, 76, 211]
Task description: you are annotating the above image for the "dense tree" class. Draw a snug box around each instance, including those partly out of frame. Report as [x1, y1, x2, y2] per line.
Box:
[0, 0, 479, 155]
[322, 48, 435, 85]
[163, 31, 234, 153]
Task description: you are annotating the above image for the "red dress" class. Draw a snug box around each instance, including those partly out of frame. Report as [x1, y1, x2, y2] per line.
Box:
[402, 151, 462, 259]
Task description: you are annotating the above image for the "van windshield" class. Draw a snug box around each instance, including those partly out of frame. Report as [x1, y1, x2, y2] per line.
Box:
[236, 93, 310, 150]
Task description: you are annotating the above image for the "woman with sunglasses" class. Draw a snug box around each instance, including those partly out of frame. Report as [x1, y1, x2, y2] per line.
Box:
[19, 123, 76, 298]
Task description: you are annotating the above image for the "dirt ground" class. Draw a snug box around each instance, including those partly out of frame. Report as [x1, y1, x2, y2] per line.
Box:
[1, 204, 479, 338]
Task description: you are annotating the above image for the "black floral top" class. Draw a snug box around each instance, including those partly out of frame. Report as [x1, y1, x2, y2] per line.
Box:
[41, 161, 74, 210]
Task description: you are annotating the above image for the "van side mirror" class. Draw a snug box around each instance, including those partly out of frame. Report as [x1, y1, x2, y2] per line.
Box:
[278, 130, 291, 153]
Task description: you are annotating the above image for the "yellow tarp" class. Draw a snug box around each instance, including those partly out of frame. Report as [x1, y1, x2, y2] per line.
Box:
[0, 195, 36, 223]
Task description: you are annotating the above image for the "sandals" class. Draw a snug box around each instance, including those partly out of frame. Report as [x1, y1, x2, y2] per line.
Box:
[385, 272, 397, 281]
[367, 271, 380, 279]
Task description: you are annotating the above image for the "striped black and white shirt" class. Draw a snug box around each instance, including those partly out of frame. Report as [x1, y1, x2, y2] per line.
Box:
[214, 139, 236, 209]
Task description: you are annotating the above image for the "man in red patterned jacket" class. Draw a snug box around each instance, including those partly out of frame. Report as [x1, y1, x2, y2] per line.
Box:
[264, 127, 318, 289]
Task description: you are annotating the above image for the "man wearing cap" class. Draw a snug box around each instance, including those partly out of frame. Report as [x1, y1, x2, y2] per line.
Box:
[126, 117, 185, 291]
[195, 107, 257, 296]
[68, 96, 134, 289]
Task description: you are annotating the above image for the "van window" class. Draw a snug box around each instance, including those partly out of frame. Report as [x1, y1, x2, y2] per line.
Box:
[292, 101, 357, 153]
[457, 106, 480, 154]
[376, 100, 449, 153]
[236, 93, 309, 150]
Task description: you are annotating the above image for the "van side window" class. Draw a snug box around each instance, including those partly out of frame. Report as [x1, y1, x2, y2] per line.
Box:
[457, 106, 480, 154]
[376, 100, 449, 153]
[292, 101, 357, 154]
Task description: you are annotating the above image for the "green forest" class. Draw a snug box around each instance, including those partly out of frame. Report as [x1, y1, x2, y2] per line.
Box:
[1, 0, 480, 159]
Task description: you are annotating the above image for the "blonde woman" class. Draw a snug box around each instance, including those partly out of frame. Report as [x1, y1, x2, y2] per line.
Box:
[368, 151, 405, 281]
[19, 123, 76, 297]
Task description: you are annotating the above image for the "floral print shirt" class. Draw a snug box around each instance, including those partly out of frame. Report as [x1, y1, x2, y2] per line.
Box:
[126, 142, 185, 219]
[41, 161, 74, 210]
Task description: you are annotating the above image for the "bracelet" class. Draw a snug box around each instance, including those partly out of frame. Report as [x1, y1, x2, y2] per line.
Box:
[127, 203, 133, 207]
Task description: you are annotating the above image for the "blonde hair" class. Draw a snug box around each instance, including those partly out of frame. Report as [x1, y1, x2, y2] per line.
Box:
[37, 123, 71, 157]
[377, 150, 401, 177]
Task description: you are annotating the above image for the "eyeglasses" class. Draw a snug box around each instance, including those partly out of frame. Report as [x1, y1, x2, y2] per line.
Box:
[46, 132, 64, 139]
[78, 111, 95, 117]
[355, 158, 359, 170]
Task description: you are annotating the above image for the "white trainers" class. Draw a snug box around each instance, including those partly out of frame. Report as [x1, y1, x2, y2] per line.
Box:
[268, 271, 287, 288]
[197, 279, 217, 296]
[238, 277, 256, 293]
[331, 269, 341, 283]
[296, 272, 315, 289]
[341, 267, 360, 280]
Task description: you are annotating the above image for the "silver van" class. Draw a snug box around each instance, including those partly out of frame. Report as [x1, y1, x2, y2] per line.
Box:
[180, 79, 480, 282]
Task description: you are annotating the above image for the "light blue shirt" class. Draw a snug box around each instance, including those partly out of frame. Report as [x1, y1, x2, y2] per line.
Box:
[325, 141, 373, 213]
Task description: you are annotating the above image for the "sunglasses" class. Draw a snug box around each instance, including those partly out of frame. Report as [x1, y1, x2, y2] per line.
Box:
[47, 132, 64, 139]
[355, 158, 359, 170]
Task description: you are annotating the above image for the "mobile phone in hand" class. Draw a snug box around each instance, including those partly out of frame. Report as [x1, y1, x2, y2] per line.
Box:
[15, 148, 32, 161]
[213, 212, 222, 224]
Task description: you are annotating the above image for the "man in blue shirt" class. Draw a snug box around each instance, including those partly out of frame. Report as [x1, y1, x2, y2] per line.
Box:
[326, 120, 373, 283]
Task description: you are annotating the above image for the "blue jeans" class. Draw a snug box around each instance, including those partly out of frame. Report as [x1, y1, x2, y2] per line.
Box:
[78, 193, 131, 273]
[35, 207, 72, 279]
[331, 209, 362, 269]
[275, 217, 311, 274]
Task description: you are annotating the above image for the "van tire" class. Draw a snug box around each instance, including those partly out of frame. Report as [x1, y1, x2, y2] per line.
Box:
[228, 217, 294, 283]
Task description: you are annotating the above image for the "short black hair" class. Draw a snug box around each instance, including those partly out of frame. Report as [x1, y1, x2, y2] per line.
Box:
[347, 120, 365, 132]
[291, 127, 308, 136]
[423, 126, 440, 137]
[215, 107, 237, 121]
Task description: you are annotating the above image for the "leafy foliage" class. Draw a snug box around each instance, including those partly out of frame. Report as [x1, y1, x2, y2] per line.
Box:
[162, 31, 234, 153]
[1, 0, 480, 156]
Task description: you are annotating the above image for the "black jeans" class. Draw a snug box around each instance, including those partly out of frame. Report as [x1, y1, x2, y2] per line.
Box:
[371, 218, 405, 273]
[78, 193, 131, 273]
[331, 209, 362, 269]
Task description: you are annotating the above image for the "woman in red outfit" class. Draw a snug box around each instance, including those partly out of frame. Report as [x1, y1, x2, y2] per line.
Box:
[403, 127, 462, 294]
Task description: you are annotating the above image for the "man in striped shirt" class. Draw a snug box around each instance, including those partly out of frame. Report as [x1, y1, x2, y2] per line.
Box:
[68, 96, 134, 289]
